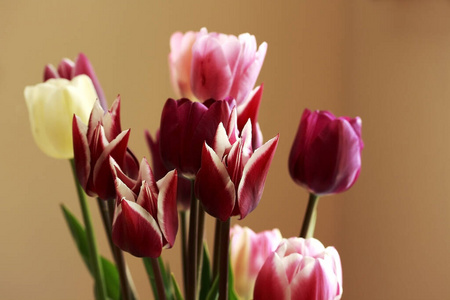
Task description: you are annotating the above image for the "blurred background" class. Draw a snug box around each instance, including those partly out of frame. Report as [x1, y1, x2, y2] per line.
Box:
[2, 0, 450, 299]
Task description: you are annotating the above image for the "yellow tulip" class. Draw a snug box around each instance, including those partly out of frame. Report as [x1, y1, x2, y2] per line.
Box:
[24, 74, 97, 159]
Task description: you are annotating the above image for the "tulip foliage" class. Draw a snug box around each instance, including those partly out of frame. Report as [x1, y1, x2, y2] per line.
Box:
[25, 27, 363, 300]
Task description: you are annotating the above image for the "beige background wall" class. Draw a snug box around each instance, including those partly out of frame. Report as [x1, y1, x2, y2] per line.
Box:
[2, 1, 450, 299]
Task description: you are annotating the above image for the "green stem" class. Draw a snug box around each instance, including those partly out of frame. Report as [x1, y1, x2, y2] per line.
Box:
[150, 257, 167, 300]
[218, 218, 230, 300]
[180, 210, 188, 296]
[69, 159, 107, 300]
[187, 180, 198, 300]
[299, 193, 320, 238]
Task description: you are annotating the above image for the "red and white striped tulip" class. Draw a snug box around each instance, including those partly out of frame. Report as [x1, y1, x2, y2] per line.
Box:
[195, 120, 279, 221]
[112, 158, 178, 258]
[254, 237, 343, 300]
[72, 96, 139, 200]
[230, 225, 283, 300]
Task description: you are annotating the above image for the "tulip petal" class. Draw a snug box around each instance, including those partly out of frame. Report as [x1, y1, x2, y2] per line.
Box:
[237, 85, 264, 149]
[237, 134, 279, 219]
[72, 115, 91, 189]
[191, 36, 234, 101]
[43, 64, 59, 81]
[73, 53, 107, 110]
[92, 129, 131, 200]
[156, 170, 178, 248]
[57, 58, 75, 80]
[195, 143, 235, 222]
[112, 199, 163, 258]
[253, 252, 290, 300]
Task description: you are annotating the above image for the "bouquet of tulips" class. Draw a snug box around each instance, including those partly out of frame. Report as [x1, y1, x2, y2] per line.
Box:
[24, 28, 363, 300]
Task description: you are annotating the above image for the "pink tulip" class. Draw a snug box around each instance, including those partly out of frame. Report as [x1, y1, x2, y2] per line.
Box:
[111, 158, 178, 258]
[159, 98, 235, 179]
[195, 120, 279, 221]
[145, 129, 191, 210]
[289, 109, 363, 196]
[168, 28, 267, 106]
[44, 53, 107, 110]
[254, 237, 343, 300]
[72, 96, 139, 200]
[230, 225, 283, 300]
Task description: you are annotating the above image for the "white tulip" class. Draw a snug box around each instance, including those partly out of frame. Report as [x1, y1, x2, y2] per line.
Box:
[25, 74, 98, 159]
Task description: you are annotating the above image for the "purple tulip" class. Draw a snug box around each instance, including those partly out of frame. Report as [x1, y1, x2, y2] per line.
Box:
[72, 96, 139, 200]
[195, 120, 279, 221]
[230, 225, 283, 300]
[289, 109, 363, 196]
[159, 98, 235, 179]
[253, 237, 343, 300]
[112, 158, 178, 258]
[44, 53, 107, 110]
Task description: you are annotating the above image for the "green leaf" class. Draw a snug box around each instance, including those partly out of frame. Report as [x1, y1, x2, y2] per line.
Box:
[61, 205, 120, 300]
[205, 275, 219, 300]
[199, 243, 212, 300]
[171, 273, 184, 300]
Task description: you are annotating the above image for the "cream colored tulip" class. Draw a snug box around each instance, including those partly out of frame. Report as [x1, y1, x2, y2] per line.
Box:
[24, 75, 98, 159]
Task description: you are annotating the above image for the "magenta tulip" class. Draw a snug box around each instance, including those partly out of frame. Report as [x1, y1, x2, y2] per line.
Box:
[159, 98, 235, 179]
[145, 129, 191, 210]
[254, 237, 343, 300]
[237, 84, 264, 149]
[230, 225, 283, 300]
[72, 96, 139, 200]
[111, 158, 178, 258]
[195, 120, 279, 221]
[44, 53, 107, 110]
[289, 109, 363, 196]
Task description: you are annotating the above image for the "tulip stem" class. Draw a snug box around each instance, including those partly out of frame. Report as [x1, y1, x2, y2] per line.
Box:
[212, 218, 221, 279]
[187, 180, 198, 300]
[196, 205, 205, 280]
[219, 218, 230, 300]
[180, 210, 188, 296]
[299, 193, 320, 238]
[150, 257, 167, 300]
[69, 159, 107, 300]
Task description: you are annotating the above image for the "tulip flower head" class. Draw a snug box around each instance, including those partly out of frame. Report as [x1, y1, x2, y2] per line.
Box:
[254, 237, 343, 300]
[169, 28, 267, 106]
[289, 109, 363, 196]
[159, 98, 236, 179]
[230, 225, 283, 300]
[72, 96, 139, 200]
[25, 75, 97, 159]
[44, 53, 107, 110]
[112, 158, 178, 258]
[195, 120, 279, 221]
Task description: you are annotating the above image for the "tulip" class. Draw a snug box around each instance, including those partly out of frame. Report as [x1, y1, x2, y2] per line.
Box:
[159, 98, 236, 179]
[168, 28, 267, 106]
[44, 53, 107, 110]
[289, 109, 363, 196]
[72, 96, 139, 200]
[253, 237, 343, 300]
[145, 130, 191, 210]
[24, 75, 97, 159]
[112, 158, 178, 258]
[230, 225, 283, 300]
[195, 120, 279, 221]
